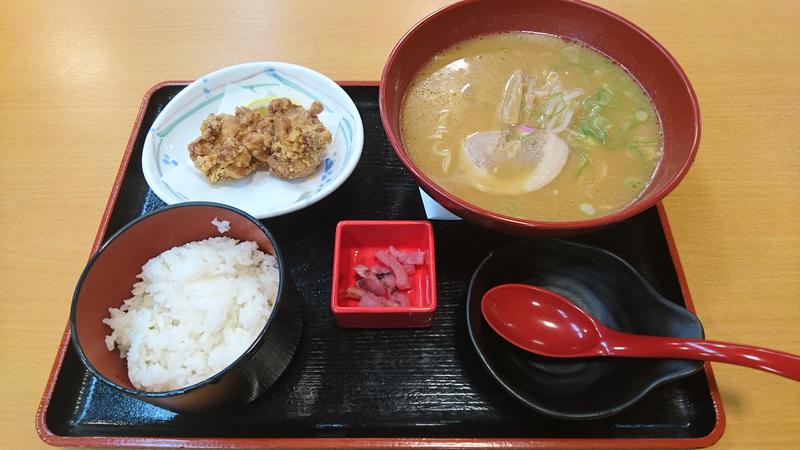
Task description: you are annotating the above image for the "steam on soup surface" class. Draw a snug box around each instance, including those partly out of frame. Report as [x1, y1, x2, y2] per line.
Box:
[401, 32, 662, 221]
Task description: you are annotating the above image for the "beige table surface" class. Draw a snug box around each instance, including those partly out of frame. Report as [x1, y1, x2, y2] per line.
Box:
[1, 0, 798, 448]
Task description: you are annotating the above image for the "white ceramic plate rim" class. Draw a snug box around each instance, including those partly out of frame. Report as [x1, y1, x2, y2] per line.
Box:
[141, 61, 364, 219]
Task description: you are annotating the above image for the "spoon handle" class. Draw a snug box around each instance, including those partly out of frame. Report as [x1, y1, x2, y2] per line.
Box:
[603, 332, 800, 381]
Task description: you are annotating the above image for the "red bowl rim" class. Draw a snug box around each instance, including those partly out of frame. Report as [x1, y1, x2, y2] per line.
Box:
[378, 0, 701, 232]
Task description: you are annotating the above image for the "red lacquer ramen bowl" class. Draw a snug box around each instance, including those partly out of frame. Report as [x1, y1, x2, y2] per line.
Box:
[379, 0, 700, 236]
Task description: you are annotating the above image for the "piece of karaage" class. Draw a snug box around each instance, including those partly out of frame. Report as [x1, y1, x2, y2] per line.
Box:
[188, 107, 272, 184]
[188, 99, 332, 183]
[264, 98, 332, 179]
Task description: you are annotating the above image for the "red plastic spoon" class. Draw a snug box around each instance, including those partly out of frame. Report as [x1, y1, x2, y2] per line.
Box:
[481, 284, 800, 381]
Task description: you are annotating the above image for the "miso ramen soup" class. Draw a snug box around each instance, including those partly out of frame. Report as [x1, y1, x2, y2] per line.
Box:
[401, 32, 662, 221]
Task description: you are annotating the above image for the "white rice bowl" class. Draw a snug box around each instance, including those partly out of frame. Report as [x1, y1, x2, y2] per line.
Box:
[102, 236, 279, 392]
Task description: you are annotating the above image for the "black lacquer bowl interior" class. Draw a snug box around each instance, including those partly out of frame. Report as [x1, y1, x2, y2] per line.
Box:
[467, 239, 705, 419]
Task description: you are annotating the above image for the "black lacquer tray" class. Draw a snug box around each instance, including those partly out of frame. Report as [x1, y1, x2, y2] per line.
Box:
[37, 83, 724, 448]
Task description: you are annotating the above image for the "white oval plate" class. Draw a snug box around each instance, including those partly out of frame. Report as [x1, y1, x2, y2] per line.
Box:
[142, 62, 364, 218]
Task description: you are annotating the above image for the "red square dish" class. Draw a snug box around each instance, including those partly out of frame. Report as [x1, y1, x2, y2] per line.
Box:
[331, 220, 436, 328]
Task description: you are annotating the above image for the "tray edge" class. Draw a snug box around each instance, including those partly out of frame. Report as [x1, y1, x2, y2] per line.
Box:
[655, 203, 727, 444]
[36, 81, 726, 449]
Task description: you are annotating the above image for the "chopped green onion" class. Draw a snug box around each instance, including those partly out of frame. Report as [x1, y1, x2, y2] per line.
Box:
[577, 117, 608, 144]
[590, 115, 611, 130]
[576, 153, 591, 177]
[579, 203, 596, 216]
[598, 84, 616, 101]
[581, 84, 618, 112]
[621, 119, 637, 133]
[626, 144, 645, 160]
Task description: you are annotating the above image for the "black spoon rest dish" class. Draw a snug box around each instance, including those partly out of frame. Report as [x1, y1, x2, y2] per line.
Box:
[467, 238, 705, 420]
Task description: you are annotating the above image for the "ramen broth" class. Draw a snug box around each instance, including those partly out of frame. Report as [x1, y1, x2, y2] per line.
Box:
[401, 32, 662, 221]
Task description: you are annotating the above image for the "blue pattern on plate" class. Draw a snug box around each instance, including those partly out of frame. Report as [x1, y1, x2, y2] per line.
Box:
[314, 158, 336, 193]
[161, 154, 178, 167]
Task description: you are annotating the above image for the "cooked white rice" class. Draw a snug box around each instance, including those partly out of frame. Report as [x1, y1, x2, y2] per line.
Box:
[211, 217, 230, 233]
[102, 236, 279, 392]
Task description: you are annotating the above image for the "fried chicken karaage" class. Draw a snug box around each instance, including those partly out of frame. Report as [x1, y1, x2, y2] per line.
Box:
[266, 98, 331, 179]
[188, 98, 332, 184]
[187, 107, 265, 184]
